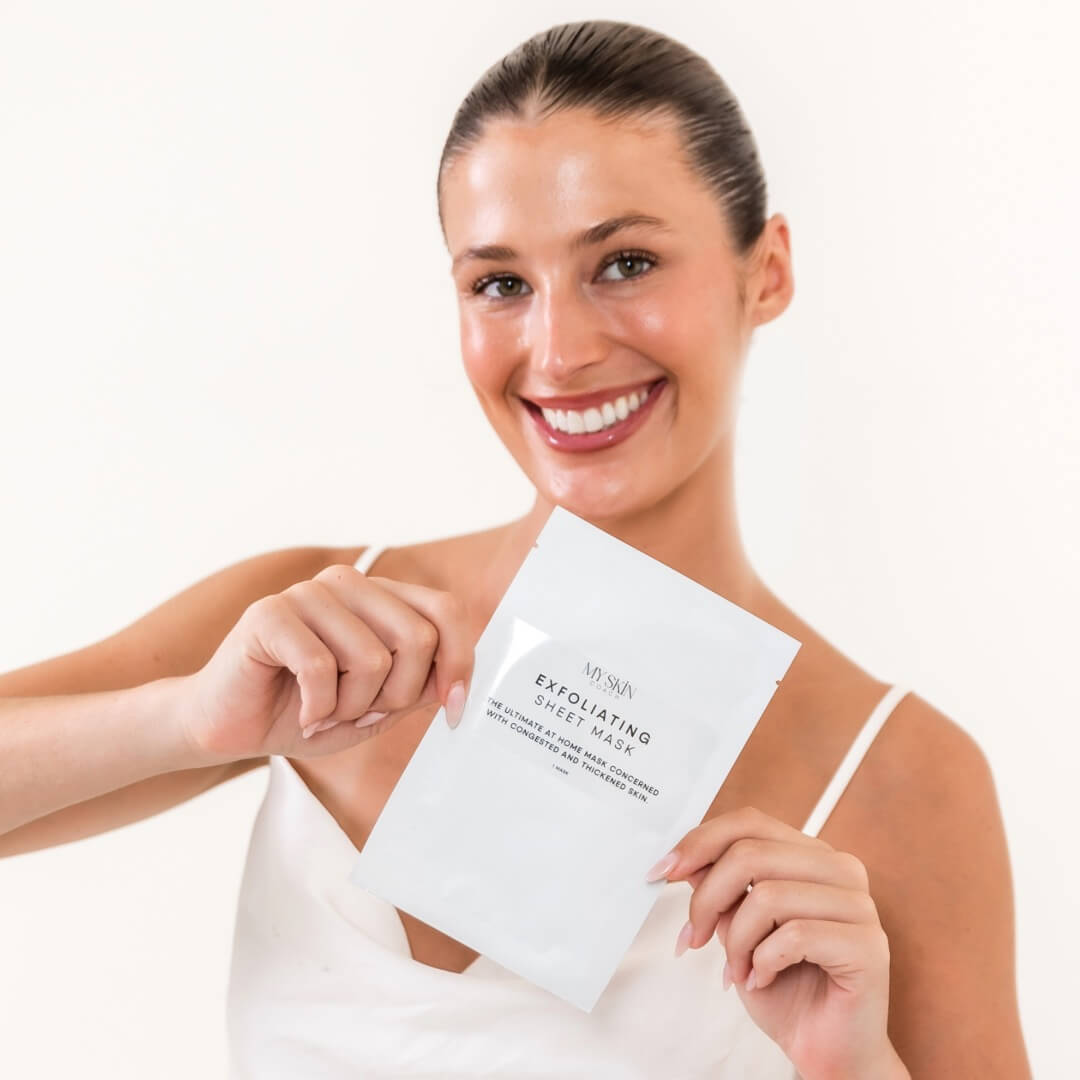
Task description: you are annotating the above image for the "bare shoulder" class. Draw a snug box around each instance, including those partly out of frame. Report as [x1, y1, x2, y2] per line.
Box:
[333, 543, 375, 568]
[823, 691, 1004, 884]
[823, 693, 1031, 1076]
[336, 525, 510, 590]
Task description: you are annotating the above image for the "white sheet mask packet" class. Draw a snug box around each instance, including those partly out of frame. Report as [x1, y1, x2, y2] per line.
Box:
[349, 505, 802, 1011]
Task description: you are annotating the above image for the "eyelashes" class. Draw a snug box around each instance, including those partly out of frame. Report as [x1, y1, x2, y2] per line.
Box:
[469, 248, 659, 300]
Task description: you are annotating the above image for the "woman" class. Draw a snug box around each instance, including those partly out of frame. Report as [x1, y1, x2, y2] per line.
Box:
[0, 19, 1030, 1079]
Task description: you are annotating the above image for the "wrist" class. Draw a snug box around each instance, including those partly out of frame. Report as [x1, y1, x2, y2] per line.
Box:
[799, 1040, 910, 1080]
[152, 674, 235, 769]
[865, 1041, 910, 1080]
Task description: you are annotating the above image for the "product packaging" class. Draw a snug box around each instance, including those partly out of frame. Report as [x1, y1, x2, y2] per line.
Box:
[348, 505, 801, 1011]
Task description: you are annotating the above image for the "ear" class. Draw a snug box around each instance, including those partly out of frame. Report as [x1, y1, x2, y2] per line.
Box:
[745, 213, 794, 329]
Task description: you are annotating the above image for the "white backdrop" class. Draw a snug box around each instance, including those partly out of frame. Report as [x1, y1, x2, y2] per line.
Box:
[1, 3, 1076, 1076]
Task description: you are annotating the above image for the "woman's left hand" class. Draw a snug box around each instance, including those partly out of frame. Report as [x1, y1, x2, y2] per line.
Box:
[646, 806, 907, 1080]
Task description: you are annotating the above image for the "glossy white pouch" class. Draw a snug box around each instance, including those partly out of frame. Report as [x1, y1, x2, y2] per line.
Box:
[349, 505, 801, 1011]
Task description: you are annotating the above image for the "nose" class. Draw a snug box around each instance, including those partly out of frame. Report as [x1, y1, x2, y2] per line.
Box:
[527, 279, 608, 384]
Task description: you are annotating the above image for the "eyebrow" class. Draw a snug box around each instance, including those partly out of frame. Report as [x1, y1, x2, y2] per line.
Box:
[450, 213, 672, 271]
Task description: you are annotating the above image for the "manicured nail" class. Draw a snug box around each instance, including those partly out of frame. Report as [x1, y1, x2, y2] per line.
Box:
[355, 710, 388, 729]
[645, 850, 679, 882]
[445, 681, 466, 728]
[674, 919, 694, 958]
[722, 960, 732, 990]
[745, 968, 758, 991]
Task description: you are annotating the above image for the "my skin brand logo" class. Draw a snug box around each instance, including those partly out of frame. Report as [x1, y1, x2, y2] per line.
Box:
[582, 660, 635, 700]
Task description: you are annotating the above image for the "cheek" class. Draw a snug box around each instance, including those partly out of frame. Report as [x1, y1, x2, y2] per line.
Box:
[622, 273, 739, 375]
[621, 296, 713, 363]
[624, 301, 691, 356]
[459, 312, 517, 391]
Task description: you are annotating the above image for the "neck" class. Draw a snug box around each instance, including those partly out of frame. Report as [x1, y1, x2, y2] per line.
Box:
[482, 434, 768, 617]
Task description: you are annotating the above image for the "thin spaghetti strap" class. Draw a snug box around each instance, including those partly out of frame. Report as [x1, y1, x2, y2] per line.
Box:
[354, 543, 390, 576]
[800, 684, 911, 838]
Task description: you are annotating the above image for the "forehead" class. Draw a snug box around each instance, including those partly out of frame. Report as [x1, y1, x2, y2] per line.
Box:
[441, 108, 714, 249]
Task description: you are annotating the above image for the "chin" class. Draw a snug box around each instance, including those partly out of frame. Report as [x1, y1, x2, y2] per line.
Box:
[535, 475, 660, 524]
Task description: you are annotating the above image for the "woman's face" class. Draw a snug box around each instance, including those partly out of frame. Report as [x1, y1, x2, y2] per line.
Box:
[440, 107, 791, 520]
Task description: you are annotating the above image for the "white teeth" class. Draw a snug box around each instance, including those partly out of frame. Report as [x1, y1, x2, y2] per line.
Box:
[583, 407, 604, 433]
[537, 384, 653, 435]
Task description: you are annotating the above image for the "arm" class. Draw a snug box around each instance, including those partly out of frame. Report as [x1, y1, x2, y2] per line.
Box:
[0, 544, 355, 856]
[0, 674, 210, 838]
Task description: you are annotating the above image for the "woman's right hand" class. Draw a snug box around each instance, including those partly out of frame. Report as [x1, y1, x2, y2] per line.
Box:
[177, 564, 476, 762]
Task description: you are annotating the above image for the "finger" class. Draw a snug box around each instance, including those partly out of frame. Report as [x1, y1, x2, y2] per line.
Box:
[748, 918, 890, 994]
[722, 879, 879, 985]
[312, 566, 453, 706]
[282, 581, 398, 725]
[685, 840, 869, 951]
[244, 595, 347, 731]
[294, 706, 396, 749]
[685, 866, 708, 889]
[297, 579, 441, 720]
[654, 805, 826, 884]
[297, 653, 442, 740]
[366, 576, 476, 708]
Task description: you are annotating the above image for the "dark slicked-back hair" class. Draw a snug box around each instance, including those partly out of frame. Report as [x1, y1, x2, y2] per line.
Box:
[436, 19, 769, 259]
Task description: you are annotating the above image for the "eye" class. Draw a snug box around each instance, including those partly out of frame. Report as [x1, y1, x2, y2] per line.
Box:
[596, 249, 658, 282]
[468, 248, 659, 300]
[472, 274, 532, 300]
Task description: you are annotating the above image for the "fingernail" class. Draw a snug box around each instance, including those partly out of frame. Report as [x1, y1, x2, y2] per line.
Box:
[645, 850, 679, 882]
[301, 723, 319, 739]
[722, 960, 732, 990]
[674, 919, 694, 958]
[355, 710, 388, 729]
[745, 968, 758, 991]
[445, 681, 466, 728]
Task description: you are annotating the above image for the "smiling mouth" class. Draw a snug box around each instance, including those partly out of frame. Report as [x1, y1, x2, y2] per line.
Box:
[520, 377, 668, 452]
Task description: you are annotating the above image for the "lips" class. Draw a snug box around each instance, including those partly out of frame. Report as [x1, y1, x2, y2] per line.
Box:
[520, 377, 668, 453]
[520, 377, 665, 412]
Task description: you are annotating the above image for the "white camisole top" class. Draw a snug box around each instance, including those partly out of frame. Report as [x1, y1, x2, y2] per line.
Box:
[225, 542, 911, 1079]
